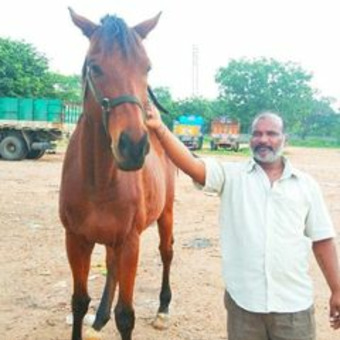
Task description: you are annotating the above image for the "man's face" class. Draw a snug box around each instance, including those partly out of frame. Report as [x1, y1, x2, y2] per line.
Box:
[250, 117, 285, 163]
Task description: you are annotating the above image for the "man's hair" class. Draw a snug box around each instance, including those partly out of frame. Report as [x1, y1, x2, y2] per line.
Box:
[251, 111, 285, 133]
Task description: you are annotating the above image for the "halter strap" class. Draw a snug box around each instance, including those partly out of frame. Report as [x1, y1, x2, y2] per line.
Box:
[101, 96, 145, 112]
[101, 96, 146, 136]
[85, 67, 168, 135]
[86, 68, 147, 135]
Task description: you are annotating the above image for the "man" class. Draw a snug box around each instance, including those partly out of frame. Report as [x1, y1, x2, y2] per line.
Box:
[146, 107, 340, 340]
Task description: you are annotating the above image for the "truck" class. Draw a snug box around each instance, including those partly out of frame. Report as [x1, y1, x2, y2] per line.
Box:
[210, 116, 240, 151]
[173, 115, 204, 150]
[0, 97, 81, 161]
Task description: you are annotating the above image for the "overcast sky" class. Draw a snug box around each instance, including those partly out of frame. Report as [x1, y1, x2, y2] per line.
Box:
[1, 0, 339, 105]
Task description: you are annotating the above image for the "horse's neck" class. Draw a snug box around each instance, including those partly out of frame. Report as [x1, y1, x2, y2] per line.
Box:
[77, 116, 117, 193]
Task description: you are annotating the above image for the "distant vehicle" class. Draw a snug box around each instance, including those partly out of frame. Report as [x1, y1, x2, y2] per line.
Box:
[210, 117, 240, 151]
[173, 115, 204, 150]
[0, 97, 81, 161]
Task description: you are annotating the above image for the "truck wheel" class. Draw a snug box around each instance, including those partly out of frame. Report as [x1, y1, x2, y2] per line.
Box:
[0, 135, 28, 160]
[232, 142, 240, 152]
[197, 136, 204, 150]
[210, 141, 217, 151]
[26, 149, 45, 160]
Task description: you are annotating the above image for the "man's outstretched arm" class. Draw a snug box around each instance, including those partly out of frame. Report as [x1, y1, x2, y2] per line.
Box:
[146, 105, 206, 186]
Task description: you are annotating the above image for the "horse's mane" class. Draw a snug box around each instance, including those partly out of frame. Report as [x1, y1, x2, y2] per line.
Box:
[99, 15, 137, 55]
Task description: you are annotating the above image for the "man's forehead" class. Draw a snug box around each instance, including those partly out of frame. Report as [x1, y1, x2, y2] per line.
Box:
[252, 116, 283, 132]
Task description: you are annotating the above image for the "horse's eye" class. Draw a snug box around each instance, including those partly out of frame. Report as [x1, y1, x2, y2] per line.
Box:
[91, 64, 103, 76]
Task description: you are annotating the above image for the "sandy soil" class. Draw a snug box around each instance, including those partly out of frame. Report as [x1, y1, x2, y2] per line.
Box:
[0, 147, 339, 340]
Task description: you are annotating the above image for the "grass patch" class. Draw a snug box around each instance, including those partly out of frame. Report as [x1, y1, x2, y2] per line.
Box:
[288, 138, 340, 148]
[196, 143, 250, 157]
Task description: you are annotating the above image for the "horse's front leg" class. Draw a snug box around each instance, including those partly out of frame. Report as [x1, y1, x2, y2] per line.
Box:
[66, 231, 94, 340]
[114, 232, 140, 340]
[153, 208, 174, 330]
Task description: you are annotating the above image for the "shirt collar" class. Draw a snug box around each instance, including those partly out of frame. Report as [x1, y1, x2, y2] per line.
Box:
[246, 156, 300, 179]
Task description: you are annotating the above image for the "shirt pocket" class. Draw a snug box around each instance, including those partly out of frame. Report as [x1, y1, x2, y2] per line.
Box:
[271, 189, 309, 237]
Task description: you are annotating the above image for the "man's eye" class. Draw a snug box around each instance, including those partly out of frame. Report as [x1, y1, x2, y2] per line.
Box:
[268, 131, 280, 137]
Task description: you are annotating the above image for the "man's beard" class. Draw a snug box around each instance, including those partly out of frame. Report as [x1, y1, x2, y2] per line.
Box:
[251, 142, 284, 163]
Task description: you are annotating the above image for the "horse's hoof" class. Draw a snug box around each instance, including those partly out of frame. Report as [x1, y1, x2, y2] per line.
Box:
[84, 328, 102, 340]
[84, 314, 96, 326]
[65, 313, 95, 326]
[152, 313, 170, 330]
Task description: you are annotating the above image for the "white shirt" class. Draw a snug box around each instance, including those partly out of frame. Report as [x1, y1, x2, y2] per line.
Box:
[200, 157, 335, 313]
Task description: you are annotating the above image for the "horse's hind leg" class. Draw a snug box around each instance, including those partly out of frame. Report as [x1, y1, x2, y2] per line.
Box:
[66, 231, 94, 340]
[90, 247, 117, 331]
[153, 208, 174, 329]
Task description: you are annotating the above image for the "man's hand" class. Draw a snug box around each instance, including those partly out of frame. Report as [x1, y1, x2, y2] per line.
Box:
[313, 238, 340, 330]
[145, 102, 163, 130]
[330, 290, 340, 329]
[144, 101, 206, 185]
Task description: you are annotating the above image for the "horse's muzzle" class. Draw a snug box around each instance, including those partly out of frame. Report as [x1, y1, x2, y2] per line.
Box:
[116, 131, 150, 171]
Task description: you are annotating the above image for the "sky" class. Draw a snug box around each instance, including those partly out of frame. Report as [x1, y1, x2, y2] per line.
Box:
[1, 0, 340, 105]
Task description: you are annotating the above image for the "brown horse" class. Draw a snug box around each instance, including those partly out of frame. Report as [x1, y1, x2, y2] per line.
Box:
[59, 8, 175, 340]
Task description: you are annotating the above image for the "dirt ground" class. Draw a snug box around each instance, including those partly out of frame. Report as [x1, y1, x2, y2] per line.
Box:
[0, 147, 339, 340]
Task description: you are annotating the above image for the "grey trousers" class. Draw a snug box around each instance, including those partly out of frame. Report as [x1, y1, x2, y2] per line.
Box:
[224, 291, 316, 340]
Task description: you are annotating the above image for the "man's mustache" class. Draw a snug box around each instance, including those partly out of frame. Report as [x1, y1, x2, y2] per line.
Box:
[254, 145, 274, 152]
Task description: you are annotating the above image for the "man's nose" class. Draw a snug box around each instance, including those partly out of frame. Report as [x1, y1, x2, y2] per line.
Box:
[258, 133, 270, 143]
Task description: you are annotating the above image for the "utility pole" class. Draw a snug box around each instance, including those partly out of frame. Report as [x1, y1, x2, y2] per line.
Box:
[192, 44, 199, 97]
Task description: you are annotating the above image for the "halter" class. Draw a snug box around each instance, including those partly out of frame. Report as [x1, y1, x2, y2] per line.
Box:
[85, 67, 168, 135]
[85, 67, 146, 135]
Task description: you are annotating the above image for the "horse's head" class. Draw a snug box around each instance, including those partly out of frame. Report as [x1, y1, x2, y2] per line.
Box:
[69, 8, 161, 171]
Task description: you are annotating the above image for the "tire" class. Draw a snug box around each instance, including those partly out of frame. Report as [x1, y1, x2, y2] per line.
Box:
[232, 142, 240, 152]
[26, 149, 45, 160]
[197, 136, 203, 150]
[210, 140, 217, 151]
[0, 135, 28, 160]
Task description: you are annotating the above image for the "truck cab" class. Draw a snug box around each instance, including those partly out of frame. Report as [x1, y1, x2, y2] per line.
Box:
[173, 115, 204, 150]
[210, 117, 240, 151]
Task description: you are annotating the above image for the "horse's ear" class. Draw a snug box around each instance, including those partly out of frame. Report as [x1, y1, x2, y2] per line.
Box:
[68, 7, 98, 38]
[133, 12, 162, 39]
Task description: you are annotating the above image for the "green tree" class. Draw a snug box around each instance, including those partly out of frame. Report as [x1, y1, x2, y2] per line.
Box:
[215, 58, 315, 133]
[0, 37, 53, 97]
[300, 97, 337, 138]
[334, 114, 340, 144]
[47, 73, 82, 103]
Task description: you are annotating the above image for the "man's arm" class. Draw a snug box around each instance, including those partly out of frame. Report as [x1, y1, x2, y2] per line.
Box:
[146, 105, 206, 186]
[313, 238, 340, 329]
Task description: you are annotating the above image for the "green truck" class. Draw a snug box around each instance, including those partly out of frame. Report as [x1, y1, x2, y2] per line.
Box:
[0, 97, 81, 160]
